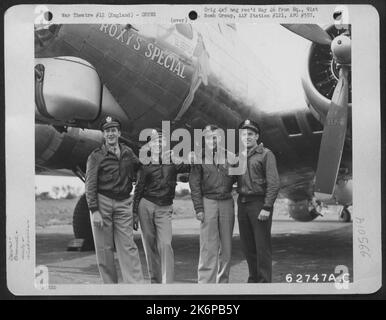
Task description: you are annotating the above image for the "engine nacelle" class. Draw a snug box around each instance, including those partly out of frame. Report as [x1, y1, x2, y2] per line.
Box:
[35, 124, 103, 173]
[288, 199, 320, 222]
[287, 178, 352, 222]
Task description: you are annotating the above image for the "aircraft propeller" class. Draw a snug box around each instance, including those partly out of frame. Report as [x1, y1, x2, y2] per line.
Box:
[282, 24, 332, 46]
[283, 24, 351, 200]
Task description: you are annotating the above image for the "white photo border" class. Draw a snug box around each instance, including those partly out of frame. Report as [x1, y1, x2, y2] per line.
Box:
[4, 4, 382, 295]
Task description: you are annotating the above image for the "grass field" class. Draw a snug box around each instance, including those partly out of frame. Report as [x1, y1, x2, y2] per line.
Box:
[36, 198, 78, 227]
[36, 195, 343, 228]
[35, 196, 200, 228]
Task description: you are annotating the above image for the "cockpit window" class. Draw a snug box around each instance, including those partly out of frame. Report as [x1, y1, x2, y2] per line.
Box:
[175, 24, 193, 40]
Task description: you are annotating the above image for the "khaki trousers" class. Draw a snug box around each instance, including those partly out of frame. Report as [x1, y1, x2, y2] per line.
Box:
[138, 198, 174, 284]
[198, 197, 235, 283]
[90, 193, 144, 284]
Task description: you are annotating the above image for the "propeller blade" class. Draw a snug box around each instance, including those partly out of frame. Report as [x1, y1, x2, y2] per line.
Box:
[282, 24, 332, 45]
[314, 66, 349, 200]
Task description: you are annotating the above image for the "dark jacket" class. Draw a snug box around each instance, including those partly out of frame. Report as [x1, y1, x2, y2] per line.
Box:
[236, 143, 280, 210]
[85, 143, 140, 212]
[189, 160, 235, 214]
[132, 160, 190, 214]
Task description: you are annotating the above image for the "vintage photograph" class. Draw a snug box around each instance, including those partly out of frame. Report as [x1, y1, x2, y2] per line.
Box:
[33, 21, 354, 286]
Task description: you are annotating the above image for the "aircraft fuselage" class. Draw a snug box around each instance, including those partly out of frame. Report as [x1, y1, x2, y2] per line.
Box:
[35, 23, 351, 202]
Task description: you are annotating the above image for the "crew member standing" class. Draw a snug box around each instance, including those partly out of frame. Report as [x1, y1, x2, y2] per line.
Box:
[189, 124, 236, 284]
[85, 116, 144, 284]
[133, 128, 190, 284]
[236, 119, 280, 283]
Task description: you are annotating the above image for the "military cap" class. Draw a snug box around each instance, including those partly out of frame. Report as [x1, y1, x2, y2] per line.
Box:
[202, 124, 220, 134]
[100, 116, 121, 131]
[238, 119, 261, 134]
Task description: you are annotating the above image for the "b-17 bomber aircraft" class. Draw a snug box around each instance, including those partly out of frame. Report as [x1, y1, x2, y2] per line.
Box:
[34, 22, 352, 247]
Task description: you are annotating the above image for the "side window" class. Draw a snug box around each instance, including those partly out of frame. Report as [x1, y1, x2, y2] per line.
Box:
[305, 111, 323, 133]
[175, 24, 193, 40]
[282, 114, 302, 136]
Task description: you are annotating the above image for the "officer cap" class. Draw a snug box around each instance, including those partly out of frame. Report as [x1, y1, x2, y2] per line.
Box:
[202, 124, 220, 134]
[238, 119, 260, 134]
[100, 116, 121, 131]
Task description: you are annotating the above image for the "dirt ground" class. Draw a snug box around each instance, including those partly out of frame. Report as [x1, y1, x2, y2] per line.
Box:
[36, 198, 353, 285]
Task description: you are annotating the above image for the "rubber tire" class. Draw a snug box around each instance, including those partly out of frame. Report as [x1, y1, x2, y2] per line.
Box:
[73, 194, 95, 251]
[339, 207, 352, 223]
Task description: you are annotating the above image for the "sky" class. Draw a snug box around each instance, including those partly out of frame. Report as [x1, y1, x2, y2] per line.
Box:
[36, 175, 85, 194]
[36, 23, 311, 193]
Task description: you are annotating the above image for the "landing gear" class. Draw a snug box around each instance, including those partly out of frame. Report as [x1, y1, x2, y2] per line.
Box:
[67, 168, 94, 251]
[68, 194, 95, 251]
[339, 206, 352, 222]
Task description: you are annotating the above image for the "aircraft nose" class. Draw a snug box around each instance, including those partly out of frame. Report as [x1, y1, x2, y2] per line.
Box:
[35, 24, 61, 51]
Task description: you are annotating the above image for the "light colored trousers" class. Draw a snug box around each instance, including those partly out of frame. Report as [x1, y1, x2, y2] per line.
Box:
[198, 197, 235, 283]
[90, 193, 144, 284]
[138, 198, 174, 284]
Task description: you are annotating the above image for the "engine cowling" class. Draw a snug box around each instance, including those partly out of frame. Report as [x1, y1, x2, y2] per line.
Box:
[301, 25, 352, 123]
[35, 124, 103, 173]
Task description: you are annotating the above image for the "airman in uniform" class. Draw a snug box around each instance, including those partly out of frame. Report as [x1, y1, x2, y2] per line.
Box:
[189, 124, 236, 283]
[133, 128, 190, 284]
[236, 119, 280, 283]
[85, 116, 144, 284]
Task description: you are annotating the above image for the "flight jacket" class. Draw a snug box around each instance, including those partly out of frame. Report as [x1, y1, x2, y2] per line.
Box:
[189, 156, 236, 215]
[132, 157, 190, 215]
[85, 143, 140, 213]
[236, 143, 280, 210]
